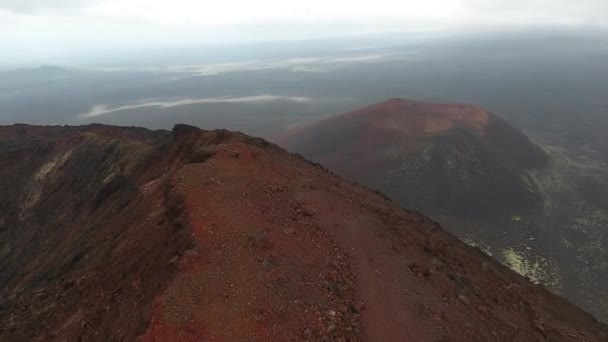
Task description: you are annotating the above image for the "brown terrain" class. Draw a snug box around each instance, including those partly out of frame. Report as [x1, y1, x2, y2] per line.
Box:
[279, 98, 608, 323]
[0, 123, 606, 341]
[279, 98, 549, 219]
[280, 98, 548, 179]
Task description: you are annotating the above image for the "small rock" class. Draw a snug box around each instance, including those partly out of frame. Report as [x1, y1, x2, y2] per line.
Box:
[326, 310, 337, 319]
[458, 294, 470, 306]
[229, 150, 240, 158]
[189, 147, 215, 163]
[209, 178, 222, 186]
[184, 249, 199, 257]
[300, 205, 316, 217]
[262, 255, 279, 269]
[246, 231, 273, 250]
[408, 262, 430, 278]
[432, 311, 444, 322]
[169, 255, 179, 264]
[534, 323, 547, 336]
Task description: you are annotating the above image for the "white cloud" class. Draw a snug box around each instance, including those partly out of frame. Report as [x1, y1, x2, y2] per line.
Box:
[1, 0, 605, 25]
[85, 0, 466, 25]
[1, 0, 607, 25]
[463, 0, 608, 25]
[0, 0, 607, 65]
[80, 95, 311, 118]
[0, 0, 97, 13]
[85, 54, 390, 74]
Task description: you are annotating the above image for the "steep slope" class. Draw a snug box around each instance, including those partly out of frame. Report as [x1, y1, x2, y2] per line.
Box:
[0, 124, 606, 341]
[0, 124, 195, 341]
[279, 98, 608, 323]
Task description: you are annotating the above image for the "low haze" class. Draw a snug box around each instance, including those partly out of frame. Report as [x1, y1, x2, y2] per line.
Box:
[1, 0, 608, 65]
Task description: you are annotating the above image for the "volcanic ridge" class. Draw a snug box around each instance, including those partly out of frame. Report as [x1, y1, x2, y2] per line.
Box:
[0, 123, 606, 341]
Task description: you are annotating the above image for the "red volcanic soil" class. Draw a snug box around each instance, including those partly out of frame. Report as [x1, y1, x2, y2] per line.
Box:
[0, 124, 605, 341]
[139, 128, 603, 341]
[279, 98, 548, 180]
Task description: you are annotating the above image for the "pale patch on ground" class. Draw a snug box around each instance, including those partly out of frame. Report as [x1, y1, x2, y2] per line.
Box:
[511, 215, 523, 222]
[502, 248, 561, 290]
[20, 150, 73, 219]
[102, 172, 118, 185]
[19, 192, 41, 220]
[428, 104, 490, 133]
[422, 116, 454, 133]
[35, 150, 73, 181]
[527, 155, 570, 216]
[82, 54, 390, 76]
[462, 237, 493, 257]
[460, 107, 490, 133]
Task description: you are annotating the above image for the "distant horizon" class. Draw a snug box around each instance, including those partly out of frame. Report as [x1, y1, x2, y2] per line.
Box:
[2, 0, 608, 65]
[2, 25, 607, 68]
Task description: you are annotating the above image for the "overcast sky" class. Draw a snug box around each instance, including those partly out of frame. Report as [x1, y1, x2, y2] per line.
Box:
[1, 0, 607, 65]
